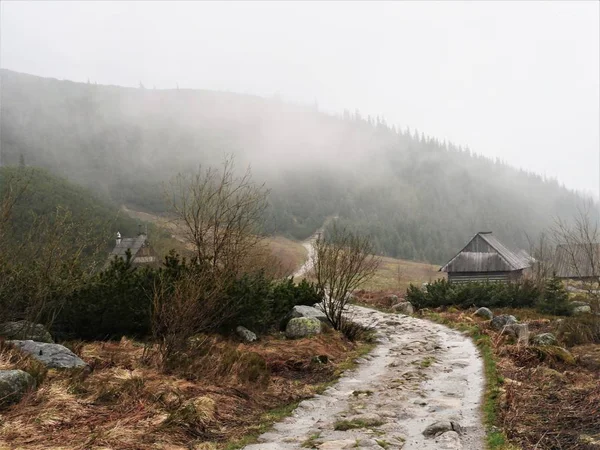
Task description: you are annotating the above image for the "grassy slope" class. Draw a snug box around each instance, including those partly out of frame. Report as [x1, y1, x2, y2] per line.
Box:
[360, 255, 443, 292]
[121, 205, 308, 273]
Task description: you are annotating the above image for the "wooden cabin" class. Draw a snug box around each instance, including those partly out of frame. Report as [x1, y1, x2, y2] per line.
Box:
[108, 231, 158, 267]
[554, 243, 600, 281]
[440, 232, 533, 283]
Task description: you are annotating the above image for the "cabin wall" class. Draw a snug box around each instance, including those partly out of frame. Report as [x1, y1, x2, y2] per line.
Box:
[448, 270, 522, 284]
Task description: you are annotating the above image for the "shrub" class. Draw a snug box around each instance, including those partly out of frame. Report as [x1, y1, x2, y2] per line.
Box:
[558, 315, 600, 346]
[339, 319, 375, 342]
[53, 251, 156, 340]
[406, 278, 543, 310]
[536, 276, 572, 316]
[223, 275, 321, 333]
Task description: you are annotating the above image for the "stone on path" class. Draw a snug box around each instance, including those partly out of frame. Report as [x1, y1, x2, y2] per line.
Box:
[318, 440, 357, 449]
[423, 420, 463, 437]
[435, 431, 463, 449]
[392, 302, 414, 315]
[8, 340, 87, 369]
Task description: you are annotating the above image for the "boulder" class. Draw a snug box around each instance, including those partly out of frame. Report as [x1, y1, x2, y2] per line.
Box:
[392, 302, 414, 315]
[531, 332, 557, 346]
[504, 323, 530, 344]
[0, 369, 35, 406]
[290, 305, 329, 324]
[571, 301, 590, 308]
[285, 317, 321, 339]
[423, 420, 463, 437]
[435, 431, 463, 450]
[474, 307, 493, 320]
[281, 305, 331, 330]
[236, 326, 257, 343]
[573, 305, 592, 315]
[0, 321, 53, 343]
[491, 314, 518, 330]
[8, 340, 87, 369]
[384, 294, 399, 305]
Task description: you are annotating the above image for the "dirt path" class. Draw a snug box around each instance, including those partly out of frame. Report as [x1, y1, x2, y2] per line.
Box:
[244, 305, 485, 450]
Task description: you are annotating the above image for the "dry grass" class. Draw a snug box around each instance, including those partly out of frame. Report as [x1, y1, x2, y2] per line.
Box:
[358, 255, 443, 292]
[0, 333, 363, 450]
[426, 308, 600, 450]
[122, 205, 307, 275]
[266, 236, 308, 276]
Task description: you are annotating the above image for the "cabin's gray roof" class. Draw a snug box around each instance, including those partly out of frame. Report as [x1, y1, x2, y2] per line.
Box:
[110, 234, 147, 259]
[554, 243, 600, 278]
[440, 232, 532, 273]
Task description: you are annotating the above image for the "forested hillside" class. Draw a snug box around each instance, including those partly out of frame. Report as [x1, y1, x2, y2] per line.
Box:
[0, 69, 593, 263]
[0, 166, 140, 255]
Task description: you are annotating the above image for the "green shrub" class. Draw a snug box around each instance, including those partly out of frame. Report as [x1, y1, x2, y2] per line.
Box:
[536, 276, 572, 316]
[223, 274, 321, 333]
[406, 278, 543, 310]
[53, 251, 156, 340]
[52, 249, 322, 340]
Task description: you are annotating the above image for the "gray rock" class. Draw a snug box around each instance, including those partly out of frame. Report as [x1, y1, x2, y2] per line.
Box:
[0, 369, 35, 406]
[573, 305, 592, 315]
[392, 301, 414, 315]
[474, 307, 493, 320]
[236, 326, 257, 343]
[571, 301, 590, 308]
[291, 305, 329, 323]
[504, 323, 529, 344]
[423, 420, 463, 437]
[491, 314, 517, 330]
[435, 431, 463, 449]
[0, 321, 53, 343]
[8, 340, 87, 369]
[285, 317, 322, 339]
[531, 332, 557, 346]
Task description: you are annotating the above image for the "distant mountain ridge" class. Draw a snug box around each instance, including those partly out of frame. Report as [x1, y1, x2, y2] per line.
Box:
[0, 68, 594, 263]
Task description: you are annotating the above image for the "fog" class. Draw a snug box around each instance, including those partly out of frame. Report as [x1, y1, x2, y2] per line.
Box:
[1, 1, 599, 196]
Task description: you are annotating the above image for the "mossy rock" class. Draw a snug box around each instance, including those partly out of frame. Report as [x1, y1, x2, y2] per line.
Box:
[285, 317, 321, 339]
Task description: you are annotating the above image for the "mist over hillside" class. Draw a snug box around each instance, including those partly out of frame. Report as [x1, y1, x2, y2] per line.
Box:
[0, 69, 594, 263]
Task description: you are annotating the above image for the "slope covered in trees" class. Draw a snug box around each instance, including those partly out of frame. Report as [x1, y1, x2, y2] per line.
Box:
[0, 69, 593, 263]
[0, 166, 140, 254]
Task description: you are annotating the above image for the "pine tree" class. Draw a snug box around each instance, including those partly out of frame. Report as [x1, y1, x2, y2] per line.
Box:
[538, 274, 572, 316]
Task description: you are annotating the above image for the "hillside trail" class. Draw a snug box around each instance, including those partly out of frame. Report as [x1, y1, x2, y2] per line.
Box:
[244, 305, 485, 450]
[247, 236, 485, 450]
[293, 215, 338, 279]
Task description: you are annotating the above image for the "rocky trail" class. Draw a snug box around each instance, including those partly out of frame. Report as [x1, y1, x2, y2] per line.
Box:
[244, 305, 485, 450]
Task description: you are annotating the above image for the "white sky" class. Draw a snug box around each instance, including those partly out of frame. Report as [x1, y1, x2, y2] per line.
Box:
[1, 1, 599, 197]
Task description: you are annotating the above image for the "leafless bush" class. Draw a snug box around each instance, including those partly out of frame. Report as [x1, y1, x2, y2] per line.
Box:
[150, 269, 228, 367]
[312, 224, 380, 330]
[552, 203, 600, 311]
[166, 155, 269, 280]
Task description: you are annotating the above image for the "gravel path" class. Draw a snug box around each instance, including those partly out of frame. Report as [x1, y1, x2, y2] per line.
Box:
[244, 305, 485, 450]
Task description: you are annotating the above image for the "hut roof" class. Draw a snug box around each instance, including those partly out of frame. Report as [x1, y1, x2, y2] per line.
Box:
[440, 232, 532, 273]
[554, 243, 600, 279]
